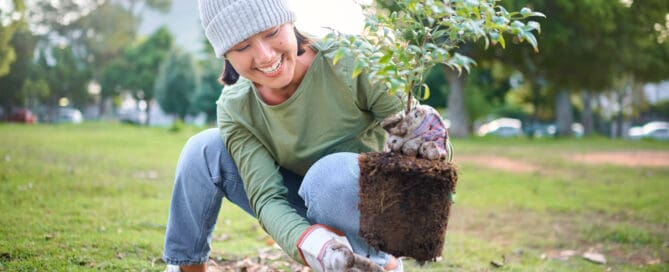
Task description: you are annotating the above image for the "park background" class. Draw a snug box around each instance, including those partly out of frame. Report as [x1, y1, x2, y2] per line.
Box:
[1, 0, 668, 271]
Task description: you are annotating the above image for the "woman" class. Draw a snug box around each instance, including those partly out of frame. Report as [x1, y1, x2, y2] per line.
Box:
[163, 0, 430, 271]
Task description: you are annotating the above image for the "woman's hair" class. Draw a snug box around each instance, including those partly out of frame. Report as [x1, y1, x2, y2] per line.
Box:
[219, 27, 311, 85]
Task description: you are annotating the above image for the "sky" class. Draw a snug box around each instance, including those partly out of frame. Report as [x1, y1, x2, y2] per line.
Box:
[139, 0, 369, 54]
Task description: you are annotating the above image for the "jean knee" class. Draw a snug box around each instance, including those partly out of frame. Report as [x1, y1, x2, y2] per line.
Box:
[182, 128, 222, 158]
[299, 152, 360, 208]
[177, 128, 224, 178]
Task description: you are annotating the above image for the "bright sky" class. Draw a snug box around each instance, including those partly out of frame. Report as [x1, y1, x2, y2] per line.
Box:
[139, 0, 370, 53]
[289, 0, 370, 36]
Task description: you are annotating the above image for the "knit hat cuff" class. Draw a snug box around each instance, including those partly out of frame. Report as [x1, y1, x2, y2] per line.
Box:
[202, 0, 295, 58]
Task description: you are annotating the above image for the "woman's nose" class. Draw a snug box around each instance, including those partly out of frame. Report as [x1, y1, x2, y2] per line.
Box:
[254, 41, 275, 64]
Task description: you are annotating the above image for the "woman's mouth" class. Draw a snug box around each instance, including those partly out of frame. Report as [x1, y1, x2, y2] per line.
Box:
[257, 55, 283, 76]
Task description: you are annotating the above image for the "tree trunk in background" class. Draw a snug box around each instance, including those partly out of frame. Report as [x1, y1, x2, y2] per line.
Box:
[615, 89, 625, 138]
[581, 90, 594, 136]
[555, 89, 573, 137]
[144, 101, 152, 126]
[444, 68, 469, 138]
[98, 96, 107, 120]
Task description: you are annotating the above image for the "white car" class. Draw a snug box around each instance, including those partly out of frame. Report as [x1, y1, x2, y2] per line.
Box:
[477, 118, 523, 137]
[55, 107, 83, 124]
[628, 121, 669, 140]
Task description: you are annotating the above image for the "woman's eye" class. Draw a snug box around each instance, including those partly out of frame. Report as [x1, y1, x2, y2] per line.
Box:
[266, 28, 280, 38]
[234, 44, 250, 52]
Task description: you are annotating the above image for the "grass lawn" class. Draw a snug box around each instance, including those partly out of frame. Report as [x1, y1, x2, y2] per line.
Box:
[0, 123, 667, 271]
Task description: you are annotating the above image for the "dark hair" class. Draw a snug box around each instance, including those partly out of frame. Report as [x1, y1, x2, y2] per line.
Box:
[218, 27, 311, 85]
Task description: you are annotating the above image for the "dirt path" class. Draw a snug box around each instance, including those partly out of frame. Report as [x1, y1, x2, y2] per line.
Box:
[454, 155, 541, 173]
[456, 151, 669, 173]
[569, 151, 669, 167]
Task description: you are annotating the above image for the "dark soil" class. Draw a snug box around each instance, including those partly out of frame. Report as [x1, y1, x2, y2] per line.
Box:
[358, 152, 458, 262]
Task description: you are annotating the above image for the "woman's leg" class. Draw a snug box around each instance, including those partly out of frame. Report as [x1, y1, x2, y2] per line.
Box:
[163, 128, 248, 265]
[298, 152, 396, 268]
[163, 128, 307, 266]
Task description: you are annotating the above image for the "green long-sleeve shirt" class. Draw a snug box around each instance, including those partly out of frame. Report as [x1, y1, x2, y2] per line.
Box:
[216, 40, 404, 262]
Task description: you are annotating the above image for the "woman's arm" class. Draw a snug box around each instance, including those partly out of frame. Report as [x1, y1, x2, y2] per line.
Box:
[218, 105, 311, 263]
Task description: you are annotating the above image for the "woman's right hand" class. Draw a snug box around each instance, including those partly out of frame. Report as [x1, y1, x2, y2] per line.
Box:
[296, 224, 384, 272]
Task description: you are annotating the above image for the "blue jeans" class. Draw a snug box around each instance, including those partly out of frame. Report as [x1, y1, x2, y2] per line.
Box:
[163, 128, 391, 267]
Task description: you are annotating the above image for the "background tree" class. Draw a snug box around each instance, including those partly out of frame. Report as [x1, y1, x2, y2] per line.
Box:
[192, 37, 224, 124]
[118, 26, 174, 124]
[38, 45, 91, 118]
[0, 25, 38, 118]
[21, 0, 172, 119]
[0, 0, 25, 77]
[154, 48, 198, 122]
[475, 0, 669, 137]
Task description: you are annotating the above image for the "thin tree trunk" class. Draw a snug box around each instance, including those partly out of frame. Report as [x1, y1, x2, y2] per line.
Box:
[581, 90, 593, 136]
[144, 100, 152, 126]
[98, 96, 106, 120]
[528, 80, 541, 138]
[443, 68, 469, 138]
[555, 89, 573, 137]
[615, 90, 625, 138]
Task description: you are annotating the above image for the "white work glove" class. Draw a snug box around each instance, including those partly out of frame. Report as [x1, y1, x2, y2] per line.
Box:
[296, 224, 385, 272]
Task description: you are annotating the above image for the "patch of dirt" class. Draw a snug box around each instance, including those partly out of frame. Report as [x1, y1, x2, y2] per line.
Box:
[454, 155, 541, 173]
[358, 152, 457, 262]
[570, 151, 669, 167]
[204, 247, 307, 272]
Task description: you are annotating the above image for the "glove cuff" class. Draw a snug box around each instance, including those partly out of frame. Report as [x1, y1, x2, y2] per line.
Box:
[296, 224, 351, 269]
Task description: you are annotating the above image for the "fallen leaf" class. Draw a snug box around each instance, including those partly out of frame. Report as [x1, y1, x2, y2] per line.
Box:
[646, 258, 661, 265]
[559, 250, 576, 258]
[490, 259, 504, 268]
[583, 252, 607, 264]
[490, 255, 506, 268]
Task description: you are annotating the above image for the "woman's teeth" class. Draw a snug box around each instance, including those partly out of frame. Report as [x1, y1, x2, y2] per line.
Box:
[259, 56, 282, 74]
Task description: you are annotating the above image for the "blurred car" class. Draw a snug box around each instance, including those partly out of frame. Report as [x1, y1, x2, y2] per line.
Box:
[477, 118, 523, 137]
[8, 108, 37, 124]
[55, 107, 83, 124]
[531, 122, 584, 138]
[628, 121, 669, 140]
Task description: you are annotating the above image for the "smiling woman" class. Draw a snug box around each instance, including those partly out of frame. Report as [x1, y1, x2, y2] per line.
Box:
[162, 0, 408, 271]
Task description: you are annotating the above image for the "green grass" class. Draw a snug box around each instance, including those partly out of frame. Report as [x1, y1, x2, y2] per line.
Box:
[0, 123, 667, 271]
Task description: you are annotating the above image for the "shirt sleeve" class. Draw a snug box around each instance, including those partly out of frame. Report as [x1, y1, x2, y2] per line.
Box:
[354, 68, 407, 122]
[217, 102, 310, 263]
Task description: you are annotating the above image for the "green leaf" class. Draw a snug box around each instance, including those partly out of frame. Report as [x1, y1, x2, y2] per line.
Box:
[521, 32, 539, 52]
[379, 52, 392, 64]
[332, 48, 346, 65]
[420, 83, 431, 100]
[531, 11, 546, 18]
[352, 60, 366, 78]
[498, 33, 506, 48]
[527, 21, 541, 33]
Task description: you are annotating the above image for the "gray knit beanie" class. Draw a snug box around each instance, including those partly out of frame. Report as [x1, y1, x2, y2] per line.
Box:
[198, 0, 296, 58]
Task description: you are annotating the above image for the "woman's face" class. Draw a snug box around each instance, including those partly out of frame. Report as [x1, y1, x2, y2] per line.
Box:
[224, 23, 299, 90]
